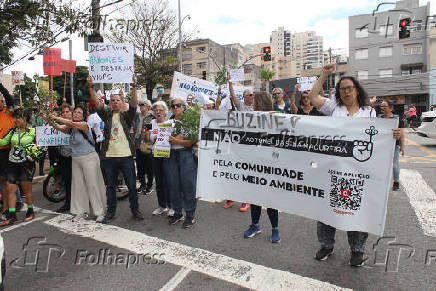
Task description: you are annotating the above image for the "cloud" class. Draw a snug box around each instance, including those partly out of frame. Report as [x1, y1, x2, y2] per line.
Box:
[215, 16, 242, 25]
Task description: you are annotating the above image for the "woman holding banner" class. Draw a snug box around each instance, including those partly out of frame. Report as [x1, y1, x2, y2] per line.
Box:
[0, 109, 44, 226]
[243, 91, 281, 243]
[309, 63, 401, 267]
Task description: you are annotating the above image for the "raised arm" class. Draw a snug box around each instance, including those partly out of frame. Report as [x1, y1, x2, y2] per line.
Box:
[228, 73, 239, 108]
[87, 76, 103, 110]
[129, 74, 138, 108]
[0, 128, 14, 147]
[50, 115, 89, 132]
[290, 84, 300, 114]
[0, 83, 14, 107]
[215, 85, 222, 109]
[309, 63, 335, 109]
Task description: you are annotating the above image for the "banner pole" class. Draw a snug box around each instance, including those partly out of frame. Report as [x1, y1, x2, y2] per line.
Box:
[50, 75, 54, 107]
[63, 72, 67, 101]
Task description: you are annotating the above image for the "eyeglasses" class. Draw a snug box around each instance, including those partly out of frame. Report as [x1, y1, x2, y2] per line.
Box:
[339, 86, 355, 93]
[171, 103, 182, 109]
[153, 109, 164, 112]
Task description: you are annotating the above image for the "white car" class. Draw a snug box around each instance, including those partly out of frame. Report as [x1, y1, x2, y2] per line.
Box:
[417, 111, 436, 139]
[0, 234, 4, 290]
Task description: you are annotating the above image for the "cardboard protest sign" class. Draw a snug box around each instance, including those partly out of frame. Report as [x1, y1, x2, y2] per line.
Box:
[43, 48, 62, 76]
[170, 71, 250, 101]
[297, 76, 317, 91]
[36, 126, 70, 146]
[229, 69, 245, 82]
[153, 122, 173, 158]
[197, 111, 398, 235]
[61, 59, 77, 73]
[11, 71, 24, 85]
[88, 43, 134, 83]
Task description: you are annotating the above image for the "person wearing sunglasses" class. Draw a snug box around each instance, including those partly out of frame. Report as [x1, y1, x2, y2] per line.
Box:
[272, 88, 292, 114]
[228, 73, 254, 111]
[308, 63, 401, 267]
[290, 84, 323, 116]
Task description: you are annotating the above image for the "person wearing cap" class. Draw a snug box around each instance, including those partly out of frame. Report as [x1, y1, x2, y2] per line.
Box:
[134, 99, 154, 195]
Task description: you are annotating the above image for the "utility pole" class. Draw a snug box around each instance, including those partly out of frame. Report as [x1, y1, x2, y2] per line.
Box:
[91, 0, 103, 91]
[328, 47, 332, 92]
[178, 0, 183, 74]
[69, 39, 75, 107]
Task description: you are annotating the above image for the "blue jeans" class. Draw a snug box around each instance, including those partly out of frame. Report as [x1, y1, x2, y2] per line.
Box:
[101, 156, 138, 214]
[393, 145, 400, 181]
[163, 149, 197, 217]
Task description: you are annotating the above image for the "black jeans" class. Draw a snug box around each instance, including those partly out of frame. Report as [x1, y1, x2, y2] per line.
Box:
[250, 205, 278, 228]
[152, 157, 170, 209]
[136, 149, 153, 188]
[59, 155, 72, 209]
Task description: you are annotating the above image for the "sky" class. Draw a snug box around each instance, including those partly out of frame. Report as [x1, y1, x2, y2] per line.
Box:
[3, 0, 435, 77]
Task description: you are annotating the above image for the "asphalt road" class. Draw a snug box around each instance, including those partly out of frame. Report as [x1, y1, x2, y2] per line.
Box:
[2, 130, 436, 290]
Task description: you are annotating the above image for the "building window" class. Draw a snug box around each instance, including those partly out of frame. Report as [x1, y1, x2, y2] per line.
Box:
[355, 48, 368, 60]
[357, 70, 368, 80]
[355, 27, 368, 38]
[412, 20, 422, 32]
[196, 62, 206, 69]
[197, 46, 206, 53]
[379, 46, 393, 57]
[379, 24, 393, 36]
[183, 64, 192, 76]
[182, 48, 192, 60]
[379, 69, 393, 78]
[403, 44, 422, 55]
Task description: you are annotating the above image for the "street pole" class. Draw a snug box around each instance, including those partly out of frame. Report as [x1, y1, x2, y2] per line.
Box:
[91, 0, 102, 91]
[328, 47, 332, 92]
[69, 39, 75, 107]
[178, 0, 183, 74]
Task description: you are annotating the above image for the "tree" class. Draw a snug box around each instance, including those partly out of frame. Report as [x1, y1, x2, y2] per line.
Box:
[13, 74, 37, 104]
[107, 0, 194, 99]
[0, 0, 91, 66]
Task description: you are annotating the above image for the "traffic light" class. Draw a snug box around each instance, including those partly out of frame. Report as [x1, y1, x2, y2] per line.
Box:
[399, 17, 411, 40]
[263, 47, 271, 61]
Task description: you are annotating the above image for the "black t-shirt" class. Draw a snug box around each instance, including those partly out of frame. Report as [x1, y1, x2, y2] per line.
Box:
[296, 106, 324, 116]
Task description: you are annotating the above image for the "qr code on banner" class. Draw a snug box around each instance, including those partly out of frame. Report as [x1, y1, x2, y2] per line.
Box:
[329, 175, 365, 211]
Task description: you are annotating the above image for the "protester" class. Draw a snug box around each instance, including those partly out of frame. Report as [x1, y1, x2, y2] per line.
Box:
[380, 100, 405, 191]
[407, 106, 420, 128]
[50, 105, 106, 222]
[0, 108, 43, 226]
[161, 98, 198, 228]
[49, 104, 73, 213]
[272, 87, 292, 114]
[144, 101, 172, 216]
[87, 75, 144, 221]
[0, 84, 15, 218]
[87, 102, 105, 155]
[290, 84, 323, 116]
[134, 99, 154, 195]
[242, 91, 281, 243]
[308, 63, 401, 266]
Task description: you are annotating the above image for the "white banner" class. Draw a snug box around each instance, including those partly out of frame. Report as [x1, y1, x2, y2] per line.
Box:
[170, 71, 250, 101]
[297, 76, 317, 91]
[197, 111, 398, 235]
[230, 68, 245, 82]
[88, 43, 134, 83]
[11, 71, 25, 85]
[36, 126, 70, 146]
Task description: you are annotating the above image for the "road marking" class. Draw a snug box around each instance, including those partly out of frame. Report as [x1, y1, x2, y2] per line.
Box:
[400, 169, 436, 237]
[159, 267, 191, 291]
[45, 215, 349, 291]
[0, 215, 47, 233]
[405, 138, 435, 154]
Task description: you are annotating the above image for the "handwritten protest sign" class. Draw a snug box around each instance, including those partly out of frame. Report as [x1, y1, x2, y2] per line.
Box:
[153, 122, 173, 158]
[36, 126, 70, 146]
[170, 71, 250, 101]
[61, 59, 76, 73]
[229, 69, 245, 82]
[88, 43, 134, 83]
[43, 48, 62, 76]
[197, 110, 398, 235]
[11, 71, 24, 85]
[297, 76, 317, 91]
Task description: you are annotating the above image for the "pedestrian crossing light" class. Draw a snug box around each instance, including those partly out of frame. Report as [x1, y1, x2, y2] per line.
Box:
[263, 47, 271, 61]
[399, 17, 411, 40]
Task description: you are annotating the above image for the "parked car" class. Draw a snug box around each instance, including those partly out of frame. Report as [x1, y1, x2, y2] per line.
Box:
[416, 111, 436, 139]
[0, 234, 5, 290]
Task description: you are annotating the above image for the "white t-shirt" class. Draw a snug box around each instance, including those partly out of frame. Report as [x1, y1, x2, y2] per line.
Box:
[219, 97, 233, 111]
[236, 101, 253, 111]
[87, 112, 104, 142]
[319, 98, 376, 118]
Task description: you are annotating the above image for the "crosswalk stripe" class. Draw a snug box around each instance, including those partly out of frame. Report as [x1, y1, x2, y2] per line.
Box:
[400, 169, 436, 237]
[44, 214, 349, 291]
[159, 267, 191, 291]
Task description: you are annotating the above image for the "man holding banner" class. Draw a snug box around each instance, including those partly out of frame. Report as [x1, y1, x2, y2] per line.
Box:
[87, 75, 144, 222]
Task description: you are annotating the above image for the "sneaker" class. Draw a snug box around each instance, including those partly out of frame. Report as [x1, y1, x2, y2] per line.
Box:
[132, 210, 144, 220]
[152, 207, 168, 215]
[73, 213, 88, 222]
[169, 213, 184, 225]
[315, 247, 334, 261]
[349, 252, 366, 267]
[271, 228, 281, 243]
[167, 209, 175, 217]
[223, 200, 233, 209]
[144, 186, 153, 195]
[243, 224, 261, 238]
[105, 211, 115, 221]
[95, 214, 106, 223]
[182, 216, 196, 229]
[393, 181, 400, 191]
[1, 210, 9, 221]
[239, 203, 249, 212]
[16, 202, 24, 212]
[24, 208, 35, 222]
[137, 184, 146, 194]
[56, 205, 69, 213]
[0, 213, 17, 226]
